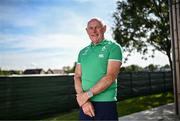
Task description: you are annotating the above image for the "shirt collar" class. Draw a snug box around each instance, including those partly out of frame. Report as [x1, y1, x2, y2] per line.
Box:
[90, 39, 107, 47]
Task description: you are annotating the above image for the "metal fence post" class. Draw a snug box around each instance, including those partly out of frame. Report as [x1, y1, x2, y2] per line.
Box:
[130, 72, 133, 96]
[148, 72, 152, 94]
[163, 72, 166, 92]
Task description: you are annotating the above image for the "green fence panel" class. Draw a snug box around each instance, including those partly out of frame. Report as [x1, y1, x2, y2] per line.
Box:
[0, 72, 173, 119]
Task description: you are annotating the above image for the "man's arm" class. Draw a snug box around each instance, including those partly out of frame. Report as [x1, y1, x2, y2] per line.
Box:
[74, 64, 95, 117]
[91, 61, 121, 95]
[76, 61, 121, 106]
[74, 64, 83, 94]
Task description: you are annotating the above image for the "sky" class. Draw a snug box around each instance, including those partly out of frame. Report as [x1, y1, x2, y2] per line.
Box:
[0, 0, 169, 70]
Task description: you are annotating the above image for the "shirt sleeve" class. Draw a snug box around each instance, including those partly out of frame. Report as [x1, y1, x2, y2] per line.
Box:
[77, 51, 81, 64]
[109, 43, 123, 62]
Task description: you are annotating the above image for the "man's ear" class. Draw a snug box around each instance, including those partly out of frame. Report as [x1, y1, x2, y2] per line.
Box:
[103, 25, 106, 33]
[86, 28, 88, 33]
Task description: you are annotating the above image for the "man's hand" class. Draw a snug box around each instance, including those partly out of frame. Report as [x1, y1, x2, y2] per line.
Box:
[82, 101, 95, 117]
[76, 92, 89, 107]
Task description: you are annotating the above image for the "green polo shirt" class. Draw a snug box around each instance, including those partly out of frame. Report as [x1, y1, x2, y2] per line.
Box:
[77, 39, 123, 101]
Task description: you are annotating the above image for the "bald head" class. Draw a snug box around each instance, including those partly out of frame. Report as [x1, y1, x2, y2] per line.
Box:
[86, 18, 106, 44]
[87, 18, 104, 28]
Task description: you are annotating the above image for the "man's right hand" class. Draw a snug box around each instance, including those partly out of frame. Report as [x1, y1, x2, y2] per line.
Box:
[82, 101, 95, 117]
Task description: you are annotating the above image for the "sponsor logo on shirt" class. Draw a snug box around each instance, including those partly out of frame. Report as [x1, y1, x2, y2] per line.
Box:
[98, 54, 104, 58]
[101, 46, 106, 51]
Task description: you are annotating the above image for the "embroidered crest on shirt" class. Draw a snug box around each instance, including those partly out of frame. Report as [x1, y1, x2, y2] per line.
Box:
[82, 47, 89, 55]
[98, 54, 104, 58]
[99, 45, 107, 58]
[101, 46, 106, 51]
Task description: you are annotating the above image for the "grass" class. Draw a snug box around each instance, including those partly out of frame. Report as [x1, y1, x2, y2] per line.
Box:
[117, 92, 174, 116]
[41, 92, 174, 121]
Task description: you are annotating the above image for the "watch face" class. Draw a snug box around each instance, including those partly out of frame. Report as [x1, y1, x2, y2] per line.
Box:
[87, 91, 93, 98]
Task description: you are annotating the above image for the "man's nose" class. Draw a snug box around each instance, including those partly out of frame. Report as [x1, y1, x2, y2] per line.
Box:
[92, 28, 97, 33]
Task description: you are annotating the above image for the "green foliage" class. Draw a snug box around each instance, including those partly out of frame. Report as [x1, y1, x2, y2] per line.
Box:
[121, 64, 144, 72]
[144, 64, 159, 72]
[0, 69, 11, 75]
[121, 64, 170, 72]
[112, 0, 171, 68]
[63, 62, 76, 74]
[160, 64, 171, 71]
[0, 68, 21, 75]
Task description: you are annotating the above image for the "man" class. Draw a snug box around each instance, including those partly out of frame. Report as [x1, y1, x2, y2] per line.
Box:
[74, 18, 123, 120]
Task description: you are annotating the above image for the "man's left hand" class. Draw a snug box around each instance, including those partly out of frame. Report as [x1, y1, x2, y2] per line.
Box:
[76, 92, 89, 107]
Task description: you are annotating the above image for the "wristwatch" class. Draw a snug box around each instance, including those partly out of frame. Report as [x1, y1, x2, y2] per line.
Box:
[87, 90, 93, 98]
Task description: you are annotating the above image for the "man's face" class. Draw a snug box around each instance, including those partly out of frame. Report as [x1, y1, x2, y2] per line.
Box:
[86, 19, 106, 44]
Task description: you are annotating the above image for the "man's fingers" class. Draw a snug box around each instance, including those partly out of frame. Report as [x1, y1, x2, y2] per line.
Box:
[86, 107, 95, 117]
[83, 109, 92, 117]
[90, 108, 95, 117]
[83, 107, 94, 117]
[89, 105, 95, 117]
[88, 112, 93, 117]
[87, 111, 93, 117]
[82, 101, 95, 117]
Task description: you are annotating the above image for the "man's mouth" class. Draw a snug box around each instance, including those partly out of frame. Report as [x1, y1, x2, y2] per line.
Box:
[91, 34, 98, 37]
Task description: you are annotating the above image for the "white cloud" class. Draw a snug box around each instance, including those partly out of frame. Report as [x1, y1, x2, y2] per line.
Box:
[0, 0, 169, 70]
[0, 32, 91, 70]
[0, 33, 89, 50]
[0, 51, 77, 70]
[73, 0, 91, 3]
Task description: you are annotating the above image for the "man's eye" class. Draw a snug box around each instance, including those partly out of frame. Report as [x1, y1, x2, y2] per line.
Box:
[88, 28, 94, 30]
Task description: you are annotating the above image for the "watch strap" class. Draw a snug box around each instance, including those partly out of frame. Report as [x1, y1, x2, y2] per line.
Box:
[87, 90, 93, 98]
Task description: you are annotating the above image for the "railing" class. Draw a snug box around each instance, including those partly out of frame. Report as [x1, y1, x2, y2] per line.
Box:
[0, 71, 173, 119]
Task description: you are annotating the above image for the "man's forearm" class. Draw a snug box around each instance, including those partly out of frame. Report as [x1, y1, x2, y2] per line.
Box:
[76, 74, 117, 107]
[74, 76, 83, 94]
[91, 74, 116, 96]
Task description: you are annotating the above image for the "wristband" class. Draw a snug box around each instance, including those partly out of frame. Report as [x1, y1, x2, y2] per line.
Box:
[87, 90, 93, 98]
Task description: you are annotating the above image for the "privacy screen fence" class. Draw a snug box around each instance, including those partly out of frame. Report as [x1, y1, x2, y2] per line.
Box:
[0, 71, 173, 119]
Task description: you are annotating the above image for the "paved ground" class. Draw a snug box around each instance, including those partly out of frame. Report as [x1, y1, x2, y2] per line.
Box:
[119, 103, 180, 121]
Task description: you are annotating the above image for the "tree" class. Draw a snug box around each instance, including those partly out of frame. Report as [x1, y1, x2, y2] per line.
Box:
[62, 62, 76, 74]
[0, 69, 11, 75]
[112, 0, 171, 69]
[144, 64, 159, 72]
[160, 64, 171, 71]
[121, 64, 143, 72]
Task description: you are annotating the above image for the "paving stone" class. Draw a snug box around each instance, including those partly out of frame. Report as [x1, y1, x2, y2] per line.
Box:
[119, 103, 180, 121]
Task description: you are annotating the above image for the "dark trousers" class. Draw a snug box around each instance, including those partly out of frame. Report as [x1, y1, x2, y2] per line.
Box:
[79, 101, 118, 121]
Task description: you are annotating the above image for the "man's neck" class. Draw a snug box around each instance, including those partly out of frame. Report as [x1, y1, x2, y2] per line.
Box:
[92, 39, 104, 45]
